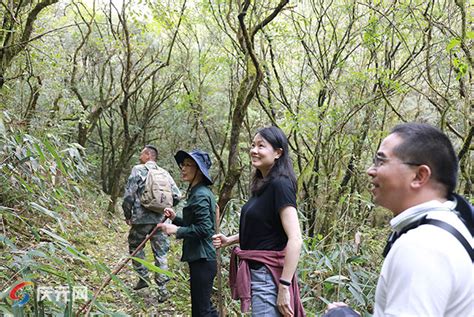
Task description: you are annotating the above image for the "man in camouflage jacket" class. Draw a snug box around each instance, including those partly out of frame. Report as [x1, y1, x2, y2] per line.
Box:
[122, 145, 181, 301]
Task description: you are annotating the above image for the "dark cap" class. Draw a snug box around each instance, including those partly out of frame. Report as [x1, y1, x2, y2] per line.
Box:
[323, 306, 360, 317]
[174, 149, 213, 185]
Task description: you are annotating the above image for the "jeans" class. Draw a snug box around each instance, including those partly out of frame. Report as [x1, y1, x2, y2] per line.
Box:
[250, 265, 281, 317]
[189, 259, 218, 317]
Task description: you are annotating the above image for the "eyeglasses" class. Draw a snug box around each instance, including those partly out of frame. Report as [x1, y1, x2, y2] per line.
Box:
[179, 162, 196, 169]
[372, 154, 421, 168]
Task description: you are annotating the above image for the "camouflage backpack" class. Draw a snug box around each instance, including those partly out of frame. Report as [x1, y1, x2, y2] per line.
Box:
[140, 165, 173, 213]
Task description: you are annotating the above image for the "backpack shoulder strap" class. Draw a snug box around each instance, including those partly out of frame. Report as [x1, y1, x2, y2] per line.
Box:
[383, 215, 474, 262]
[141, 162, 158, 179]
[422, 218, 474, 262]
[382, 217, 425, 258]
[140, 164, 150, 182]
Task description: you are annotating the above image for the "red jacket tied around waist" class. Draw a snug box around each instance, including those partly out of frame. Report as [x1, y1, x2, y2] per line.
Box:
[229, 246, 306, 316]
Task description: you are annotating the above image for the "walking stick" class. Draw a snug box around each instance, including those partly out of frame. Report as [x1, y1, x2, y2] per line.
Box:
[215, 204, 224, 317]
[76, 216, 168, 316]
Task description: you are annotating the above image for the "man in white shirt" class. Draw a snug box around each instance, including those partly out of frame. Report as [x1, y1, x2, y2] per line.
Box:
[325, 123, 473, 317]
[367, 123, 473, 316]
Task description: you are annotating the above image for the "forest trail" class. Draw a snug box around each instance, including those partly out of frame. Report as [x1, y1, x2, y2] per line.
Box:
[74, 212, 186, 316]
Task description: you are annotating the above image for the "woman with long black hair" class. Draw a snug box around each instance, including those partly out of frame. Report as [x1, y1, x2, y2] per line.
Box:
[213, 126, 305, 317]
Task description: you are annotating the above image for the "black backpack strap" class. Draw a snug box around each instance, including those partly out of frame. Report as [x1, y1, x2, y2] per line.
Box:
[422, 218, 474, 262]
[383, 215, 474, 262]
[382, 217, 426, 258]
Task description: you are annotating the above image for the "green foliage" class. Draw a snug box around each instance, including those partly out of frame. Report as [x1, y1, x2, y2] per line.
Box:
[447, 38, 462, 52]
[130, 257, 174, 278]
[0, 113, 140, 315]
[297, 225, 387, 315]
[0, 0, 472, 314]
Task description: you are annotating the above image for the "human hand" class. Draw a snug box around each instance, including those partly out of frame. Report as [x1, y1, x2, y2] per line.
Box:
[157, 223, 178, 235]
[163, 207, 176, 220]
[212, 233, 229, 249]
[277, 284, 293, 316]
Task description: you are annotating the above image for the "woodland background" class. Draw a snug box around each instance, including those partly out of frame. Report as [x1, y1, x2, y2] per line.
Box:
[0, 0, 472, 315]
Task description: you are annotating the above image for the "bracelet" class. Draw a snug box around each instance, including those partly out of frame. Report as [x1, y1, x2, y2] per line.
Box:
[279, 278, 291, 286]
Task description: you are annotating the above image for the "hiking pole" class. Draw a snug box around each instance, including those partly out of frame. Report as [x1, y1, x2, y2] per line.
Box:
[76, 216, 168, 316]
[215, 204, 224, 317]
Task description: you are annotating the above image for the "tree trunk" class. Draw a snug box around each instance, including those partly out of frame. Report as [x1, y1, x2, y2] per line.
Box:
[217, 0, 289, 214]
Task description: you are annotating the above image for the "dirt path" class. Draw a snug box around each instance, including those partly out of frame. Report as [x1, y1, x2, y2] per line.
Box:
[75, 214, 187, 316]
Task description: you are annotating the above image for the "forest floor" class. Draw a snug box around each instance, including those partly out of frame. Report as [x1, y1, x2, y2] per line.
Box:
[3, 189, 384, 316]
[66, 202, 192, 316]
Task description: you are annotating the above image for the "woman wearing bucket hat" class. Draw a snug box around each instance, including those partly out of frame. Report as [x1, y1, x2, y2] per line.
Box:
[157, 149, 218, 317]
[213, 126, 305, 317]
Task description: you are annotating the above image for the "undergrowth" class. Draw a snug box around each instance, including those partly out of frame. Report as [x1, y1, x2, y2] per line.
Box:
[0, 112, 387, 316]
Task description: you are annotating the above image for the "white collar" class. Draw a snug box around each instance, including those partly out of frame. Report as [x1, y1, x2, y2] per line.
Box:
[390, 200, 456, 232]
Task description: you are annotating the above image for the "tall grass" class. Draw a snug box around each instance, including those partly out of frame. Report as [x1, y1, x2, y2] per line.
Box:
[0, 112, 140, 315]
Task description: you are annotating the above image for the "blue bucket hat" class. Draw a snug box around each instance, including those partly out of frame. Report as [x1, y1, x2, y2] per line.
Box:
[174, 149, 213, 185]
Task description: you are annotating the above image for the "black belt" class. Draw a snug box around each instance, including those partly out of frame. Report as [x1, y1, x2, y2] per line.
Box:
[248, 260, 264, 270]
